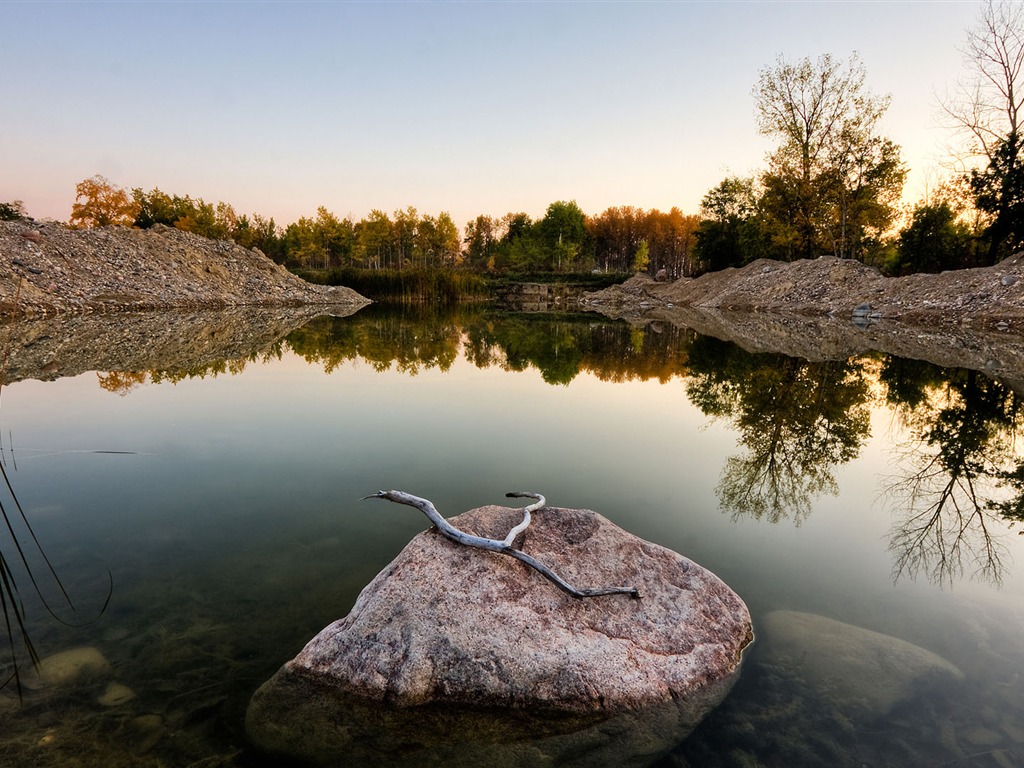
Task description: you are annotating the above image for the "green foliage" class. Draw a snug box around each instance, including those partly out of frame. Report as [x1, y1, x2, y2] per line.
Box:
[633, 240, 650, 273]
[132, 186, 268, 247]
[893, 202, 977, 274]
[753, 53, 906, 262]
[686, 337, 872, 524]
[693, 177, 771, 271]
[303, 266, 488, 304]
[282, 207, 355, 270]
[969, 132, 1024, 261]
[463, 215, 499, 270]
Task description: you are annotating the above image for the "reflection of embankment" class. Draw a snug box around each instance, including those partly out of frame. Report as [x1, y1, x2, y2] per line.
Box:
[604, 305, 1024, 385]
[0, 306, 363, 385]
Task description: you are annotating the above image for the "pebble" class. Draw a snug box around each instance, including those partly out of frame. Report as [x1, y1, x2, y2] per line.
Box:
[97, 682, 136, 707]
[964, 727, 1002, 746]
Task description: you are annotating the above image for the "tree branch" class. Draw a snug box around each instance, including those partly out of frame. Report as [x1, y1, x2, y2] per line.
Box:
[363, 490, 641, 599]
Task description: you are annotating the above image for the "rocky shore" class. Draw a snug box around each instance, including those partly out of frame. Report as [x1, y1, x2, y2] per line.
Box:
[0, 220, 370, 317]
[585, 254, 1024, 332]
[0, 305, 358, 385]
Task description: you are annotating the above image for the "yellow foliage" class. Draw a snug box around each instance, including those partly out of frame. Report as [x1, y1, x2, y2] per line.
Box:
[69, 175, 140, 229]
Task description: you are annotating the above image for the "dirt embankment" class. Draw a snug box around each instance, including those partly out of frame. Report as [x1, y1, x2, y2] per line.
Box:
[585, 255, 1024, 332]
[0, 220, 370, 317]
[584, 255, 1024, 381]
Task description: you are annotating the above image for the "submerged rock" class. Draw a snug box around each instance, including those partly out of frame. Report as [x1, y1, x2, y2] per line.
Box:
[23, 646, 111, 689]
[758, 610, 964, 721]
[247, 504, 752, 766]
[97, 682, 136, 707]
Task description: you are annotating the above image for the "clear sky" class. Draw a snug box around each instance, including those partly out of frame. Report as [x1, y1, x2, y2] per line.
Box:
[1, 0, 983, 230]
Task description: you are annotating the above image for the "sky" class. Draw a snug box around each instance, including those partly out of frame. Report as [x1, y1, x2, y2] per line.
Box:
[0, 0, 986, 230]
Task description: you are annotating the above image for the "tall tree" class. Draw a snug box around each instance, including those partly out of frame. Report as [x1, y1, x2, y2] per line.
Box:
[537, 200, 587, 272]
[356, 209, 394, 269]
[694, 176, 767, 271]
[944, 1, 1024, 261]
[464, 215, 498, 270]
[753, 53, 904, 261]
[69, 175, 139, 228]
[895, 201, 977, 274]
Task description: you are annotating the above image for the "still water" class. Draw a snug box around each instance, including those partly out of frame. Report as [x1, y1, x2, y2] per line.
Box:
[1, 305, 1023, 767]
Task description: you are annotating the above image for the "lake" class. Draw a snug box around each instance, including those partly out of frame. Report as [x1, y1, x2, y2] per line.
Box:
[1, 304, 1023, 767]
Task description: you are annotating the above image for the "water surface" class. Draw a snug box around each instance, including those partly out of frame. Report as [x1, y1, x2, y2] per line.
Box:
[1, 306, 1023, 767]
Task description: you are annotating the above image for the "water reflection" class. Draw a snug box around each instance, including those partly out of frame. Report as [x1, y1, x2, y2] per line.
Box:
[9, 304, 1024, 592]
[686, 337, 872, 525]
[4, 306, 1024, 766]
[880, 360, 1023, 586]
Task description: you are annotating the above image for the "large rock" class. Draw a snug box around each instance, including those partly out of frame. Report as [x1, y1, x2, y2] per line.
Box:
[758, 610, 964, 721]
[246, 504, 752, 766]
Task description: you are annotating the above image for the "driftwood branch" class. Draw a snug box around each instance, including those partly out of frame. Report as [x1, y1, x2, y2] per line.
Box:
[363, 490, 640, 599]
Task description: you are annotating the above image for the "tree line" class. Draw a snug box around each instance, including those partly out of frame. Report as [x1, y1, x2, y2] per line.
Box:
[54, 179, 701, 279]
[6, 2, 1023, 280]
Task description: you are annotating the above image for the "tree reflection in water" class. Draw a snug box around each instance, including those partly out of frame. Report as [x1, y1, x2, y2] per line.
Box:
[82, 306, 1024, 588]
[686, 336, 872, 525]
[880, 359, 1023, 586]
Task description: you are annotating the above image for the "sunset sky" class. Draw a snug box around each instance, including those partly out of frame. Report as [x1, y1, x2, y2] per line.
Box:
[1, 1, 984, 230]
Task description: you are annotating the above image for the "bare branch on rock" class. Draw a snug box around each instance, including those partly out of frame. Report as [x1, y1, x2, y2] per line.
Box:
[363, 490, 641, 599]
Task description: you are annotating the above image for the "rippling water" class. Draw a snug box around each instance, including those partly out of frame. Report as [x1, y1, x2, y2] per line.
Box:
[1, 306, 1022, 767]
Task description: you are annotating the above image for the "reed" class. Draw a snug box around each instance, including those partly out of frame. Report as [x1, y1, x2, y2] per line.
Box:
[299, 267, 490, 304]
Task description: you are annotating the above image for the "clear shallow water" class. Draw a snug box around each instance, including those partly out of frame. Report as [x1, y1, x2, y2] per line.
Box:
[1, 307, 1023, 767]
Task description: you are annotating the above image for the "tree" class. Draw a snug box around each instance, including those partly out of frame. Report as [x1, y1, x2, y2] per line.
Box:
[694, 176, 768, 271]
[356, 209, 394, 269]
[537, 200, 587, 272]
[464, 215, 498, 270]
[0, 200, 25, 221]
[233, 213, 282, 261]
[894, 202, 977, 274]
[431, 212, 461, 266]
[943, 1, 1024, 261]
[753, 53, 905, 261]
[970, 131, 1024, 257]
[69, 175, 139, 228]
[282, 207, 354, 270]
[633, 240, 650, 273]
[132, 187, 184, 228]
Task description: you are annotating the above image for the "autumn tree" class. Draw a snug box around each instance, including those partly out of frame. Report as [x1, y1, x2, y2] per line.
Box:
[416, 211, 460, 266]
[753, 53, 905, 261]
[69, 175, 139, 228]
[356, 209, 395, 269]
[588, 206, 700, 277]
[588, 206, 645, 272]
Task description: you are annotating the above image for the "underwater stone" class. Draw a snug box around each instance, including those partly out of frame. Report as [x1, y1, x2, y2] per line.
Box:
[758, 610, 964, 721]
[24, 646, 111, 689]
[97, 682, 136, 707]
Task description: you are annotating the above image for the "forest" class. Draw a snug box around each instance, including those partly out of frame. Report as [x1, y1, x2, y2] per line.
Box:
[4, 3, 1023, 285]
